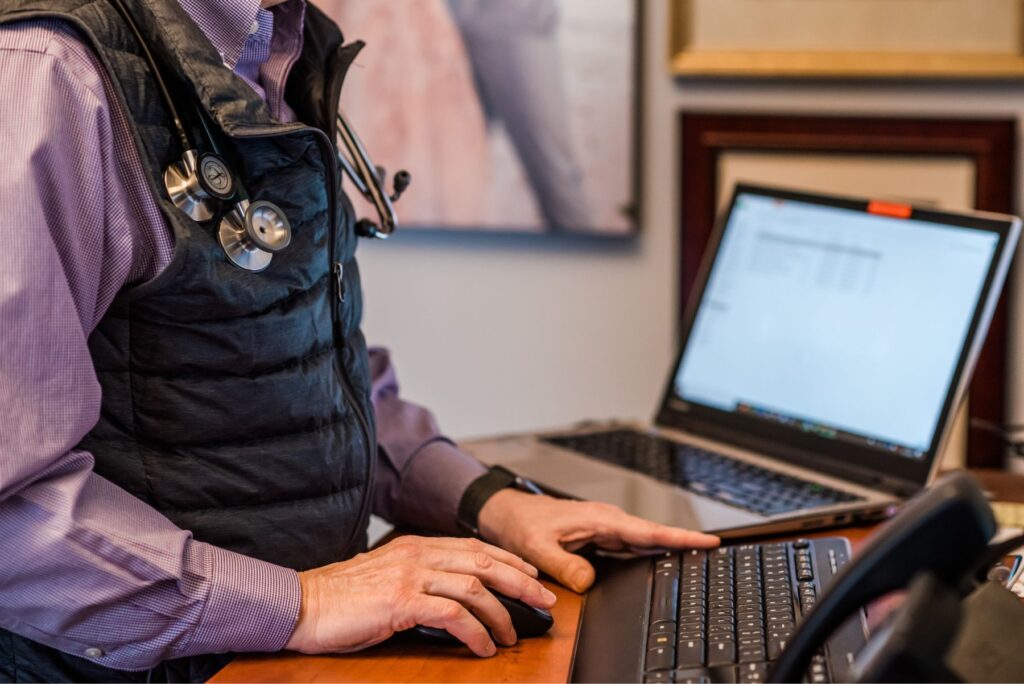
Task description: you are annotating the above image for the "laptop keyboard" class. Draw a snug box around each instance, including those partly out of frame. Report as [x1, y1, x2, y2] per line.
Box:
[641, 541, 839, 683]
[541, 430, 862, 516]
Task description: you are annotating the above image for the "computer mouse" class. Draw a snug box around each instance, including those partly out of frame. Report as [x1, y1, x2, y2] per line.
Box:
[411, 590, 554, 645]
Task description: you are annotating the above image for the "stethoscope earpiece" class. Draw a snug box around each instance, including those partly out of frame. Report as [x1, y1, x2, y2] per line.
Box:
[336, 110, 410, 239]
[218, 198, 292, 272]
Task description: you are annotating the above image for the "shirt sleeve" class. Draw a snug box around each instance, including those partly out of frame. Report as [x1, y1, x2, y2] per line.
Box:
[0, 23, 299, 671]
[369, 348, 487, 534]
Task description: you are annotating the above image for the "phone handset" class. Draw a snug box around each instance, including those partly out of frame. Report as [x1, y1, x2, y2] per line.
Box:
[769, 471, 996, 682]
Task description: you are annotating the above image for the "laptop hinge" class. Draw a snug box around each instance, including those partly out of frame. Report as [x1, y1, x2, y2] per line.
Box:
[861, 473, 920, 498]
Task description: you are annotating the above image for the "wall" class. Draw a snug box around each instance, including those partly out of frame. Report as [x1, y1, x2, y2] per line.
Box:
[358, 0, 1024, 452]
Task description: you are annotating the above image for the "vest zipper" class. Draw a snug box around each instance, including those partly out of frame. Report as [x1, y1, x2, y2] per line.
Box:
[320, 130, 375, 555]
[320, 43, 377, 552]
[333, 261, 345, 303]
[234, 122, 375, 556]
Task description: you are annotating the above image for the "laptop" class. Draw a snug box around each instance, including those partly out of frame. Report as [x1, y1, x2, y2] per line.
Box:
[464, 184, 1021, 537]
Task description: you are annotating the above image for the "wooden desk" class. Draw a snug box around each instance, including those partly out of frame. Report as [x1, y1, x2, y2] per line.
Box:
[210, 577, 583, 684]
[211, 469, 1021, 683]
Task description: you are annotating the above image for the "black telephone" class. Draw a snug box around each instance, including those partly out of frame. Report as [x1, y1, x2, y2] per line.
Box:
[770, 471, 1024, 682]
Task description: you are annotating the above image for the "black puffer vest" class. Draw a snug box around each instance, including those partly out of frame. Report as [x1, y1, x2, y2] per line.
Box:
[0, 0, 375, 681]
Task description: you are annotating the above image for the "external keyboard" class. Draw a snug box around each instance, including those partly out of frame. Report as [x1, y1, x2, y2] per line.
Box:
[542, 430, 862, 516]
[643, 541, 836, 683]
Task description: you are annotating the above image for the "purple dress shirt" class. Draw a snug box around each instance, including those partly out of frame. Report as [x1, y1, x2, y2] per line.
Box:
[0, 0, 485, 671]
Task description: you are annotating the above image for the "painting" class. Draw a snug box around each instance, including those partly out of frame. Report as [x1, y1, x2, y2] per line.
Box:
[317, 0, 640, 236]
[670, 0, 1024, 79]
[679, 113, 1016, 468]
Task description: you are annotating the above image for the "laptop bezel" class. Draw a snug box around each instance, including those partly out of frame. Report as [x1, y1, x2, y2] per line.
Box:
[655, 183, 1020, 492]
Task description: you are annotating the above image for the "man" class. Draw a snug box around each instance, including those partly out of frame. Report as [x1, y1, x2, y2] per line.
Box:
[0, 0, 719, 681]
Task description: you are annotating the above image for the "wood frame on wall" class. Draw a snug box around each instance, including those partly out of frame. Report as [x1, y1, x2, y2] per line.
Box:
[669, 0, 1024, 79]
[679, 113, 1016, 468]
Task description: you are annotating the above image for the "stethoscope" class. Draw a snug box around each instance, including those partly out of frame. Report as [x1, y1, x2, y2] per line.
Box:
[110, 0, 410, 272]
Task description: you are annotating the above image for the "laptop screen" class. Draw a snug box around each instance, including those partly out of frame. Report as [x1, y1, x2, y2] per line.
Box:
[672, 191, 1002, 461]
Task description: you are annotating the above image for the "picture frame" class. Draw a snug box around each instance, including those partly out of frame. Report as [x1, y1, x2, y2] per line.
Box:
[319, 0, 642, 236]
[669, 0, 1024, 79]
[679, 113, 1016, 467]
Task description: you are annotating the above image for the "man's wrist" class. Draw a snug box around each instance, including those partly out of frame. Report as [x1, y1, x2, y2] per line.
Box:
[456, 465, 542, 537]
[477, 488, 536, 544]
[187, 541, 302, 657]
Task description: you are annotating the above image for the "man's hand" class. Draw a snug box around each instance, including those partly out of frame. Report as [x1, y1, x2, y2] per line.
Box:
[478, 490, 721, 592]
[285, 535, 556, 657]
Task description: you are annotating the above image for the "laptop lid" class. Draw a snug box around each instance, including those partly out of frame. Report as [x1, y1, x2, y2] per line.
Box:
[656, 184, 1020, 493]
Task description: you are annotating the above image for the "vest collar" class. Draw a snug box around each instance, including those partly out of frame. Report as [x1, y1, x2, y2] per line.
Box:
[120, 0, 339, 135]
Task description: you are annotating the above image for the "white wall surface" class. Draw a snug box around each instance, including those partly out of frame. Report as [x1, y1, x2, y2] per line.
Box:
[358, 0, 1024, 450]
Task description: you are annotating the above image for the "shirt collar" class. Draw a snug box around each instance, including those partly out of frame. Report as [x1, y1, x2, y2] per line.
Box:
[175, 0, 263, 70]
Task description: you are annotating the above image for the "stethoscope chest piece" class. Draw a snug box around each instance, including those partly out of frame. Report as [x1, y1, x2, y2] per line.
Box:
[218, 199, 292, 272]
[164, 149, 236, 223]
[107, 0, 302, 273]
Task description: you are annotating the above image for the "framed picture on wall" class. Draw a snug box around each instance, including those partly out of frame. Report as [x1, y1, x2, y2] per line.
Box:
[679, 113, 1016, 469]
[669, 0, 1024, 79]
[319, 0, 641, 236]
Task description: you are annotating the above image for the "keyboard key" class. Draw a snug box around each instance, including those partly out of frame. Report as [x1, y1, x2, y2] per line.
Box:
[707, 639, 736, 666]
[808, 655, 829, 683]
[683, 549, 707, 565]
[672, 670, 711, 684]
[676, 638, 704, 668]
[767, 637, 789, 661]
[650, 633, 675, 650]
[651, 620, 677, 635]
[653, 571, 680, 623]
[658, 558, 681, 572]
[738, 644, 766, 663]
[647, 646, 676, 672]
[737, 662, 770, 683]
[644, 672, 672, 683]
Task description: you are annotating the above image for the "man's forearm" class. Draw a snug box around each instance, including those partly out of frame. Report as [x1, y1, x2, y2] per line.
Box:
[0, 449, 300, 670]
[369, 348, 486, 533]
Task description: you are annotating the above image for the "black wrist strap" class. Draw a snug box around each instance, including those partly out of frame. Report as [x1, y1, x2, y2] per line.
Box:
[457, 465, 541, 536]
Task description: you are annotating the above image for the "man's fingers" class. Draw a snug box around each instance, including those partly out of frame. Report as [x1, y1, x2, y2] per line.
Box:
[421, 570, 517, 646]
[592, 506, 720, 551]
[423, 536, 539, 578]
[411, 595, 497, 657]
[422, 546, 557, 610]
[529, 538, 596, 593]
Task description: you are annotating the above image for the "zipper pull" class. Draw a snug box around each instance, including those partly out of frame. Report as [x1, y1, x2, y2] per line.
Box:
[333, 261, 346, 303]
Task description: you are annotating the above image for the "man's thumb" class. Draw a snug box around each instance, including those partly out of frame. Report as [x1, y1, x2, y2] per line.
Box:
[533, 542, 596, 593]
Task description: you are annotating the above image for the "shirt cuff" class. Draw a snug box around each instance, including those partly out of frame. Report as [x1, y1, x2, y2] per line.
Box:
[186, 541, 301, 656]
[398, 439, 487, 535]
